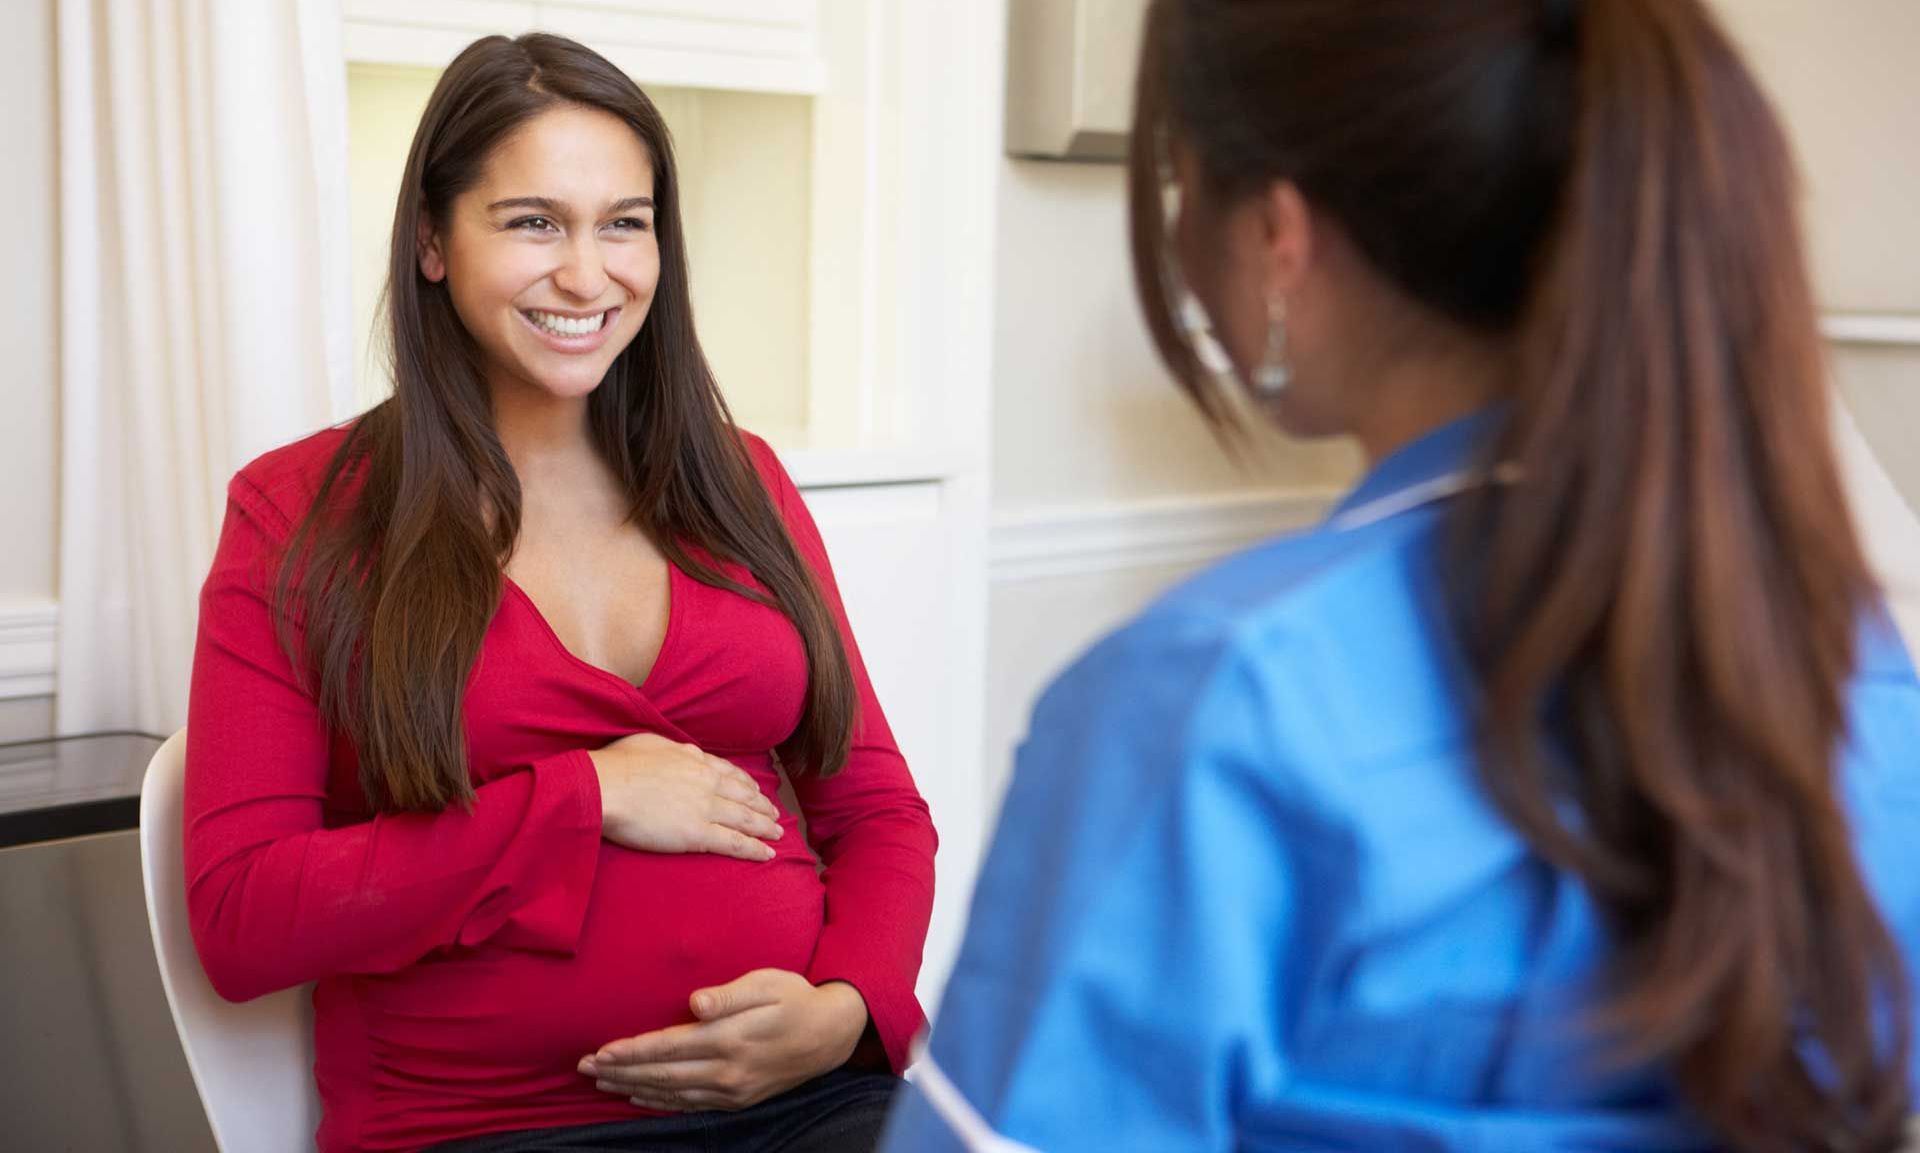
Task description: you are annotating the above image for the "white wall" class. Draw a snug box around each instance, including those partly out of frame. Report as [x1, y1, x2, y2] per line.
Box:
[1838, 347, 1920, 510]
[990, 161, 1357, 509]
[986, 563, 1193, 806]
[0, 0, 58, 741]
[982, 158, 1358, 813]
[1714, 0, 1920, 315]
[1715, 0, 1920, 630]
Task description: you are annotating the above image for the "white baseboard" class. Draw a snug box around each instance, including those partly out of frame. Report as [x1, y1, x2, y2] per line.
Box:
[1822, 312, 1920, 348]
[989, 490, 1337, 584]
[0, 600, 57, 701]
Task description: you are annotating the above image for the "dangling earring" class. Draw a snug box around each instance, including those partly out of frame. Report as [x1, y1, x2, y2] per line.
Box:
[1253, 294, 1291, 394]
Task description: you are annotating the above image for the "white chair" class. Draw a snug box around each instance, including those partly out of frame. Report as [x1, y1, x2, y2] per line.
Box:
[140, 730, 321, 1152]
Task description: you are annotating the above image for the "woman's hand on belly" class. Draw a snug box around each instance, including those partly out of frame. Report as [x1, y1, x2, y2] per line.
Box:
[577, 969, 870, 1112]
[589, 733, 784, 859]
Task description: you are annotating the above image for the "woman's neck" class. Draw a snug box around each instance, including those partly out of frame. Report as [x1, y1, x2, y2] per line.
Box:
[1347, 328, 1511, 466]
[489, 377, 597, 484]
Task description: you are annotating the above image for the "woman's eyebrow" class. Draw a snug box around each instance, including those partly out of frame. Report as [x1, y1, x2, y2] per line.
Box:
[486, 195, 654, 214]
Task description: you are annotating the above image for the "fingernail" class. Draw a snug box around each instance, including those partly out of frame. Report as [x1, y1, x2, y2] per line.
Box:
[578, 1058, 597, 1075]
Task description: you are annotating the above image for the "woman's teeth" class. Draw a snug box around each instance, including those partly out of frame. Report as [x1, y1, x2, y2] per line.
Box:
[525, 309, 607, 336]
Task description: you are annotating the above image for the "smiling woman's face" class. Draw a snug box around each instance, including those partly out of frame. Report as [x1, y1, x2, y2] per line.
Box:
[420, 103, 660, 402]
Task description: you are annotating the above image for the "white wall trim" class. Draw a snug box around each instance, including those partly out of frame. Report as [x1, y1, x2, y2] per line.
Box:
[0, 600, 58, 701]
[1822, 312, 1920, 348]
[342, 0, 829, 96]
[990, 490, 1338, 584]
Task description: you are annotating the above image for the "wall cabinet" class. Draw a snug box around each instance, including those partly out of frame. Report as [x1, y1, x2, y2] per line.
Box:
[1004, 0, 1147, 161]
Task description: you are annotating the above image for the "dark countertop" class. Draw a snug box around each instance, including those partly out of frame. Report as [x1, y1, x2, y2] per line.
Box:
[0, 732, 165, 848]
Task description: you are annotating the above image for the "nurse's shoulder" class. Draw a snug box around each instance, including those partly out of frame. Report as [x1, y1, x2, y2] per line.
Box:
[1026, 505, 1466, 813]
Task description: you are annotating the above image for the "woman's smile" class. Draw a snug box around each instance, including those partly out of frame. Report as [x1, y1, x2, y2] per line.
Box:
[517, 305, 623, 354]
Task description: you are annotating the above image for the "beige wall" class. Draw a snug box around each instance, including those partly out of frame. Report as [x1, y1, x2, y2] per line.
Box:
[985, 561, 1193, 809]
[1714, 0, 1920, 315]
[1714, 0, 1920, 517]
[0, 0, 58, 606]
[1838, 346, 1920, 509]
[983, 158, 1359, 804]
[989, 159, 1358, 512]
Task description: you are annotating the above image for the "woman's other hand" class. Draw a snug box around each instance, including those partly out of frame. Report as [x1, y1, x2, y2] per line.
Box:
[588, 733, 784, 860]
[579, 970, 871, 1111]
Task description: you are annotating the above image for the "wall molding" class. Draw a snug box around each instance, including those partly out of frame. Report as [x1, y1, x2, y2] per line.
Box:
[343, 1, 828, 96]
[0, 600, 57, 701]
[1822, 312, 1920, 348]
[990, 490, 1338, 584]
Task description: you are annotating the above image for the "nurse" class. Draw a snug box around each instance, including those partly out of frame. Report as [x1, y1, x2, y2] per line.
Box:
[883, 0, 1919, 1150]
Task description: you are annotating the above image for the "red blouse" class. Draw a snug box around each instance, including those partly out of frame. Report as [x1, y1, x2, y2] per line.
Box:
[183, 426, 937, 1153]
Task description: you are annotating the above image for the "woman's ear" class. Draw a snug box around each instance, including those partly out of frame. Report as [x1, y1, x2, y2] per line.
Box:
[417, 212, 447, 283]
[1259, 181, 1315, 300]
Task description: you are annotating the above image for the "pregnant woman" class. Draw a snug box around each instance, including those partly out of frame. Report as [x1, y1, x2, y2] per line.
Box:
[184, 33, 935, 1153]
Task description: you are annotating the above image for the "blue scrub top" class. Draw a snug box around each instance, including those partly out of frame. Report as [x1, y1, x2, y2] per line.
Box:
[881, 411, 1920, 1152]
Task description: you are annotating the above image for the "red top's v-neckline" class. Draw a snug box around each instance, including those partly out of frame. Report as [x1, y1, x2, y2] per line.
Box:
[499, 563, 682, 699]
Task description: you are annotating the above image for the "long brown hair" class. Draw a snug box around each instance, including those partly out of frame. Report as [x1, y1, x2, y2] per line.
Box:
[277, 33, 857, 811]
[1128, 1, 1911, 1148]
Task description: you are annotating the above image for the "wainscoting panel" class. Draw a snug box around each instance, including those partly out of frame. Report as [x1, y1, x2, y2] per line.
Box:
[0, 600, 56, 704]
[983, 491, 1332, 816]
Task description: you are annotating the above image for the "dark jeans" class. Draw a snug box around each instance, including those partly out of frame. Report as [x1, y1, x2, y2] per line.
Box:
[424, 1068, 900, 1153]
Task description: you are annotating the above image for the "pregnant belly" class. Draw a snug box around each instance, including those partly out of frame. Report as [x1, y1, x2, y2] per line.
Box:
[345, 837, 826, 1101]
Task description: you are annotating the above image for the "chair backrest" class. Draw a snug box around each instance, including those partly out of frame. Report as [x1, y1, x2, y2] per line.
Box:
[140, 730, 321, 1153]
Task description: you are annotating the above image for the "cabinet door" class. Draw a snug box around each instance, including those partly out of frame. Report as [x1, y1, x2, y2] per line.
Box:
[798, 481, 980, 1004]
[1713, 0, 1920, 314]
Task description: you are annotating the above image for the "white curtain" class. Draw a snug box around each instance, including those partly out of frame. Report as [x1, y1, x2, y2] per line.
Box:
[56, 0, 353, 735]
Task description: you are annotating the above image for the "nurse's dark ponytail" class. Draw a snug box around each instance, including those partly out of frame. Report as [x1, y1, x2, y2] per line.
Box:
[1129, 2, 1912, 1149]
[1475, 3, 1911, 1148]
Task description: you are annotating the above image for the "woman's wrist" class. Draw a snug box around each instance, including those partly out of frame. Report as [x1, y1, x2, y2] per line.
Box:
[581, 749, 611, 834]
[813, 980, 871, 1066]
